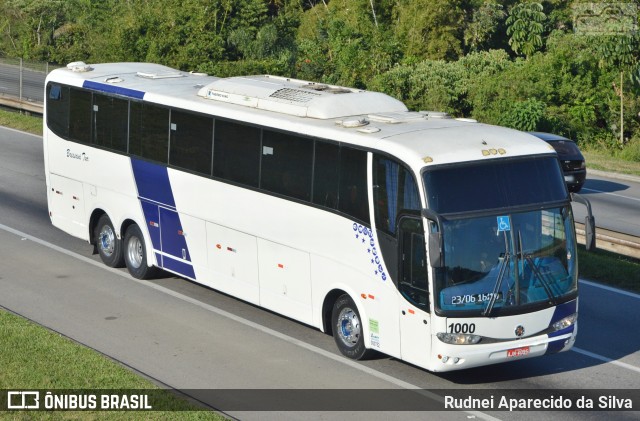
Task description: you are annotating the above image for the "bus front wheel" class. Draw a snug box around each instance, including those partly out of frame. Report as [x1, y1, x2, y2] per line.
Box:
[123, 224, 157, 280]
[95, 214, 124, 268]
[331, 294, 370, 360]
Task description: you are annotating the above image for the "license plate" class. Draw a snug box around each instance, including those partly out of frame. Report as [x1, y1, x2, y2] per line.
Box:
[507, 346, 530, 358]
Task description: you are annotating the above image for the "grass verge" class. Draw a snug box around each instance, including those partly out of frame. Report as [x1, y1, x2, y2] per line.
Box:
[0, 107, 43, 136]
[578, 245, 640, 293]
[0, 309, 226, 420]
[582, 150, 640, 177]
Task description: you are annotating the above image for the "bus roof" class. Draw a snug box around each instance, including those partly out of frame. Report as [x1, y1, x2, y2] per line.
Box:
[47, 62, 555, 171]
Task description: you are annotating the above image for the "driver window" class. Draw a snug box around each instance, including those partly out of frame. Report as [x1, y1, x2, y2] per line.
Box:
[399, 218, 429, 310]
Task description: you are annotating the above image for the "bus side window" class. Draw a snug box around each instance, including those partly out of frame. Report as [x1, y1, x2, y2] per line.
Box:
[261, 130, 313, 201]
[338, 147, 370, 224]
[373, 155, 421, 235]
[213, 120, 261, 188]
[169, 110, 213, 176]
[93, 94, 128, 153]
[69, 88, 92, 144]
[312, 141, 340, 209]
[46, 83, 69, 139]
[129, 102, 169, 164]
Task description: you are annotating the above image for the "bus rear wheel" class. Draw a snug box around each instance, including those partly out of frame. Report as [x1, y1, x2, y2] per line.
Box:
[331, 294, 370, 360]
[95, 214, 124, 268]
[123, 224, 157, 280]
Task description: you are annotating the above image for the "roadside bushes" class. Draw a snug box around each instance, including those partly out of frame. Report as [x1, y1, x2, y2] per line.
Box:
[370, 32, 639, 150]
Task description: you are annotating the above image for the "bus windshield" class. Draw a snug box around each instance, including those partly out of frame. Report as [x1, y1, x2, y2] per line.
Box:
[434, 207, 577, 315]
[423, 157, 577, 316]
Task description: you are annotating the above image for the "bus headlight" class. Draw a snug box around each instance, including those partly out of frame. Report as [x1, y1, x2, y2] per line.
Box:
[552, 313, 577, 331]
[436, 332, 482, 345]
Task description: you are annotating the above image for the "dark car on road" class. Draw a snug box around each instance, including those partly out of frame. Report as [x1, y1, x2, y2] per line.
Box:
[527, 132, 586, 193]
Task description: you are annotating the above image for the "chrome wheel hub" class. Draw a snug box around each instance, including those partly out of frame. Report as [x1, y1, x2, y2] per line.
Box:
[99, 225, 115, 257]
[127, 236, 143, 269]
[337, 307, 361, 348]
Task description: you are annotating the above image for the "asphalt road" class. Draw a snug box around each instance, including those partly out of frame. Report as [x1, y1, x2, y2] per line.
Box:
[572, 172, 640, 237]
[0, 127, 639, 420]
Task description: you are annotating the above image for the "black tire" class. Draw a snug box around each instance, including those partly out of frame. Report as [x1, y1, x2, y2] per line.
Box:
[123, 224, 158, 279]
[95, 214, 124, 268]
[331, 294, 370, 360]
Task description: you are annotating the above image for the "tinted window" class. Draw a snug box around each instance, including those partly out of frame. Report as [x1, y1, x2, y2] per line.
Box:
[69, 88, 92, 144]
[213, 120, 261, 187]
[261, 130, 313, 201]
[550, 141, 582, 156]
[169, 110, 213, 175]
[93, 94, 128, 152]
[312, 141, 340, 209]
[423, 157, 568, 214]
[129, 102, 169, 163]
[338, 147, 370, 224]
[399, 217, 429, 309]
[373, 156, 421, 234]
[46, 83, 69, 139]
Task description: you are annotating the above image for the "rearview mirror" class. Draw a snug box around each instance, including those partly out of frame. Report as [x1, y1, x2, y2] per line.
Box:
[571, 193, 596, 251]
[422, 208, 444, 268]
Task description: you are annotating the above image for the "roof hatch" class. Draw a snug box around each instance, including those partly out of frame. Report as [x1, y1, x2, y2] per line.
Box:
[197, 75, 407, 119]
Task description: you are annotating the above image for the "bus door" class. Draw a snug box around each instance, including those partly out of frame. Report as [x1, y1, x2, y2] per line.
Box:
[397, 216, 432, 368]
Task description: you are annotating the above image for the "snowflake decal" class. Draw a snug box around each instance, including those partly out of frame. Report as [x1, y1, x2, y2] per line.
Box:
[353, 222, 387, 282]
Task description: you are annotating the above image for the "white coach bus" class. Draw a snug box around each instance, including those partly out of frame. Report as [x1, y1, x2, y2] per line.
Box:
[43, 61, 595, 372]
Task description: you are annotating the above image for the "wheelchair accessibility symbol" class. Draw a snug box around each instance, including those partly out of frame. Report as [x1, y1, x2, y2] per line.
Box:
[497, 216, 511, 232]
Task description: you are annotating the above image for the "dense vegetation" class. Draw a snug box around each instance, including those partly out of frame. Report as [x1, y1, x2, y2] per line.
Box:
[1, 0, 639, 158]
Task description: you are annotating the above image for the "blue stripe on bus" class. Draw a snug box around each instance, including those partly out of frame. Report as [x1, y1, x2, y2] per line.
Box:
[549, 299, 577, 325]
[131, 158, 194, 278]
[131, 158, 176, 208]
[83, 80, 145, 99]
[140, 200, 162, 252]
[163, 256, 196, 280]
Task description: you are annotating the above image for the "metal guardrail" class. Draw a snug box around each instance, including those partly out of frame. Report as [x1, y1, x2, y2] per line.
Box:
[576, 222, 640, 260]
[0, 57, 59, 114]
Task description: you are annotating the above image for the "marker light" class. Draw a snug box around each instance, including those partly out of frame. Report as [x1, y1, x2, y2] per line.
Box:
[553, 313, 577, 331]
[436, 332, 482, 345]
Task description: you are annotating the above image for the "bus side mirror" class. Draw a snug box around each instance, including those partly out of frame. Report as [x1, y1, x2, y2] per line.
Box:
[422, 208, 444, 269]
[428, 231, 443, 268]
[584, 215, 596, 251]
[571, 193, 596, 251]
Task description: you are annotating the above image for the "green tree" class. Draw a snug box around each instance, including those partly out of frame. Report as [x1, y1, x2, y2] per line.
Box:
[464, 1, 506, 52]
[595, 34, 640, 144]
[295, 0, 399, 87]
[499, 98, 547, 130]
[392, 0, 466, 61]
[505, 2, 546, 58]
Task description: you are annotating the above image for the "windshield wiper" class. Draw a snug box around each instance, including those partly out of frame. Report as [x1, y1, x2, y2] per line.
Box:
[524, 255, 558, 305]
[483, 251, 510, 317]
[518, 229, 558, 305]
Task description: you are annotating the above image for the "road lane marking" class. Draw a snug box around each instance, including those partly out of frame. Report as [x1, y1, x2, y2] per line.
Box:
[0, 125, 43, 139]
[581, 187, 640, 203]
[580, 279, 640, 300]
[572, 347, 640, 374]
[0, 222, 500, 420]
